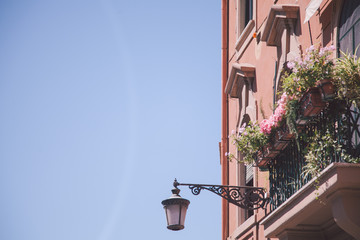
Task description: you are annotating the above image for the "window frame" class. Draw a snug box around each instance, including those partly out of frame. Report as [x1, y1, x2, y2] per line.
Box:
[235, 0, 255, 55]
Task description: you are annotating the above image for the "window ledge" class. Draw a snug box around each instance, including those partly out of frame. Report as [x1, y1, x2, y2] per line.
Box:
[235, 20, 255, 52]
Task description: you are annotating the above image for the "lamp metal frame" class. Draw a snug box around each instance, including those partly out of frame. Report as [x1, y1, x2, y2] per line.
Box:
[173, 179, 268, 210]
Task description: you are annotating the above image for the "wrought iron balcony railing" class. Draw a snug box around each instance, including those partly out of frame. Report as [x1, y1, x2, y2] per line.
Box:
[268, 100, 360, 211]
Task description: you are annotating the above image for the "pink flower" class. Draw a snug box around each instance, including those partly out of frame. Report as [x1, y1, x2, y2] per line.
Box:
[260, 93, 288, 134]
[260, 119, 272, 135]
[324, 45, 336, 51]
[287, 61, 295, 69]
[306, 45, 315, 53]
[329, 45, 336, 51]
[319, 48, 325, 57]
[238, 123, 246, 134]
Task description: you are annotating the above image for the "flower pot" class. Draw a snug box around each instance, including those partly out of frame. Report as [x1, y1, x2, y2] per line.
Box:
[272, 123, 294, 150]
[256, 145, 280, 167]
[296, 116, 311, 125]
[277, 123, 294, 141]
[272, 138, 288, 151]
[256, 154, 271, 168]
[317, 79, 335, 102]
[299, 87, 326, 117]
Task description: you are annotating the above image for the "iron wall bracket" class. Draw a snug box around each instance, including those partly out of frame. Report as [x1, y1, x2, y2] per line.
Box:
[173, 179, 269, 210]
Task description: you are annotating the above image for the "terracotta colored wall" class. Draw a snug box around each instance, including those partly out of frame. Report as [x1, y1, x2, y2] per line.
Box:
[221, 0, 341, 239]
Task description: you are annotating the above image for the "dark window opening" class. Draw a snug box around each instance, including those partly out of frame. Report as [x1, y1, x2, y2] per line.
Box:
[245, 0, 253, 27]
[245, 178, 254, 219]
[338, 0, 360, 56]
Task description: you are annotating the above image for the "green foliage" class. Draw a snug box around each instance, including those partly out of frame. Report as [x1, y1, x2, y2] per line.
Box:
[282, 45, 335, 99]
[281, 72, 302, 98]
[302, 130, 335, 179]
[334, 49, 360, 106]
[303, 130, 360, 180]
[284, 99, 300, 149]
[230, 122, 269, 164]
[227, 46, 360, 175]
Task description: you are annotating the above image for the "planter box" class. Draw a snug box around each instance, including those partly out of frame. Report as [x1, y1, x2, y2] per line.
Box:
[256, 145, 280, 168]
[317, 79, 335, 102]
[256, 156, 271, 169]
[272, 139, 289, 151]
[277, 123, 294, 141]
[299, 87, 326, 117]
[257, 124, 295, 168]
[273, 123, 294, 150]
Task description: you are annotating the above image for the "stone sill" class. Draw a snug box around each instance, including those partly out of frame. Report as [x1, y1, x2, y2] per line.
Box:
[235, 20, 255, 53]
[260, 163, 360, 239]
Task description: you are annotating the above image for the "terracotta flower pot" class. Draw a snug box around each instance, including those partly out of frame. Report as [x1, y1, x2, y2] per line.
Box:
[272, 138, 288, 151]
[299, 87, 326, 117]
[256, 154, 271, 168]
[272, 123, 294, 150]
[277, 123, 294, 141]
[256, 145, 280, 168]
[317, 79, 335, 102]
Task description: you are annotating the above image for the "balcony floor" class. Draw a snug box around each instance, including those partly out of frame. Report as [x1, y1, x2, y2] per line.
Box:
[261, 163, 360, 240]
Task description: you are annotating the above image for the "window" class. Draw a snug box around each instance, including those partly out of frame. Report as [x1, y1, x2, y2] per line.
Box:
[245, 178, 254, 219]
[338, 0, 360, 150]
[338, 0, 360, 56]
[237, 0, 253, 37]
[236, 116, 254, 224]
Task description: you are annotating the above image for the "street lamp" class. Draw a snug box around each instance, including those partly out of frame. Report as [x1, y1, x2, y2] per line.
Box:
[161, 182, 190, 231]
[162, 179, 268, 231]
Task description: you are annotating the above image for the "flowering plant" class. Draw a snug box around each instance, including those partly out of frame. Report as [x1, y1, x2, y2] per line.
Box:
[260, 93, 288, 134]
[229, 122, 268, 164]
[333, 49, 360, 106]
[302, 129, 360, 190]
[227, 93, 290, 164]
[282, 45, 336, 99]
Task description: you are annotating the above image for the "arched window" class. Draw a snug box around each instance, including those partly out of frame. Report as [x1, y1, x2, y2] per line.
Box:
[338, 0, 360, 56]
[338, 0, 360, 152]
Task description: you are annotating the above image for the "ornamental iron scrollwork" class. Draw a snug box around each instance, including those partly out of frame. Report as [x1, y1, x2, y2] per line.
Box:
[268, 101, 360, 211]
[173, 179, 269, 210]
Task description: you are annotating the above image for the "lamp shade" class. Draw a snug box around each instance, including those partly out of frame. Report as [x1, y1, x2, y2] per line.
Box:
[161, 188, 190, 231]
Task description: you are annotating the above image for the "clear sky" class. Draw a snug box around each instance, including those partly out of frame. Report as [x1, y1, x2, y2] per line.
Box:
[0, 1, 221, 240]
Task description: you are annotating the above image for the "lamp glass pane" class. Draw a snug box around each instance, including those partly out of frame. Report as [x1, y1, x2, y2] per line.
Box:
[180, 204, 188, 226]
[165, 204, 181, 226]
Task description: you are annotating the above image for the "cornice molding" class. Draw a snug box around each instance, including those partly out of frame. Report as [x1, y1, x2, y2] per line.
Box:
[225, 63, 255, 98]
[261, 4, 300, 46]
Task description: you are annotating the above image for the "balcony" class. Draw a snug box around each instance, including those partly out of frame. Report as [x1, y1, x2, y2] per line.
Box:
[262, 101, 360, 239]
[262, 162, 360, 240]
[226, 46, 360, 239]
[267, 101, 360, 210]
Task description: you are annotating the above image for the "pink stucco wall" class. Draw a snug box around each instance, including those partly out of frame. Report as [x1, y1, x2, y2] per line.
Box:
[221, 0, 342, 239]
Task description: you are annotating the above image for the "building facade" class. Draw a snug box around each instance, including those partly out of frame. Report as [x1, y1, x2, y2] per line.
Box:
[220, 0, 360, 239]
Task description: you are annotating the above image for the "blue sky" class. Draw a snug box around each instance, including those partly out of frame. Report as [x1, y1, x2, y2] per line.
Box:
[0, 1, 221, 239]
